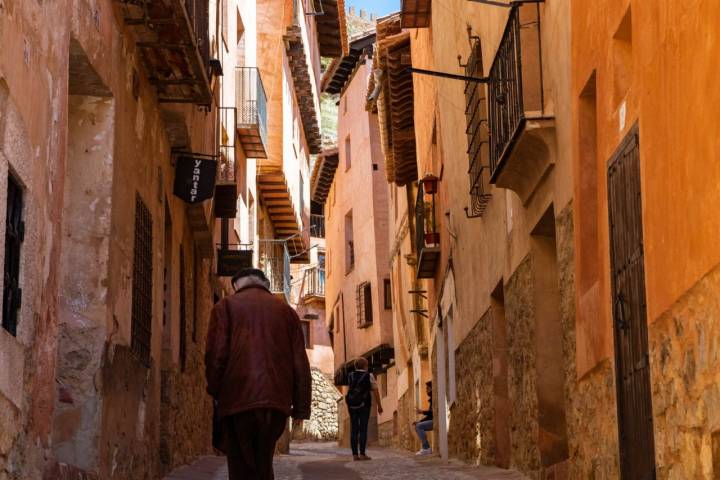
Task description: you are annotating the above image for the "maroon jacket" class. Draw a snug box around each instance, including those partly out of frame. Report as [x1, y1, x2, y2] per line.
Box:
[205, 284, 312, 420]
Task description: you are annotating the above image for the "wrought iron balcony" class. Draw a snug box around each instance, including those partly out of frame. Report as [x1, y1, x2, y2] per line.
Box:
[236, 67, 268, 159]
[258, 239, 291, 302]
[310, 214, 325, 238]
[215, 107, 239, 218]
[488, 4, 554, 203]
[302, 267, 326, 300]
[415, 176, 440, 279]
[120, 0, 212, 106]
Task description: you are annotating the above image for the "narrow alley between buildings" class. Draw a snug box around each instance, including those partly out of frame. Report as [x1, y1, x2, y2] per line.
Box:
[2, 0, 720, 478]
[165, 443, 528, 480]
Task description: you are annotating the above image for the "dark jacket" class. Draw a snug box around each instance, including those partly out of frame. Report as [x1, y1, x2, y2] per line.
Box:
[205, 284, 312, 420]
[420, 396, 433, 422]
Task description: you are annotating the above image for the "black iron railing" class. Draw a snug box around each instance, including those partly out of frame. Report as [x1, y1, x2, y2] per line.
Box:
[488, 4, 544, 180]
[236, 67, 268, 150]
[304, 267, 326, 298]
[310, 214, 325, 238]
[184, 0, 210, 71]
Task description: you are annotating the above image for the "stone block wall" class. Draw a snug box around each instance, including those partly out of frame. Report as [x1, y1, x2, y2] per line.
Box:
[293, 369, 342, 442]
[650, 263, 720, 478]
[505, 256, 542, 477]
[447, 309, 495, 465]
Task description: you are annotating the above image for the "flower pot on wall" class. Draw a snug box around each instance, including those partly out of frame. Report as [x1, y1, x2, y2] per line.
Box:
[424, 232, 440, 246]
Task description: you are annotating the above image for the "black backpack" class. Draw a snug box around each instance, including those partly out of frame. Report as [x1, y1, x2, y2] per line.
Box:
[345, 371, 371, 410]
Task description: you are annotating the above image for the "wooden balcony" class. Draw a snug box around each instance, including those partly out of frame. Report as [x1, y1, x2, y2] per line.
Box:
[488, 4, 555, 204]
[310, 149, 338, 204]
[284, 25, 322, 154]
[119, 0, 212, 106]
[401, 0, 431, 28]
[257, 173, 309, 262]
[236, 67, 268, 159]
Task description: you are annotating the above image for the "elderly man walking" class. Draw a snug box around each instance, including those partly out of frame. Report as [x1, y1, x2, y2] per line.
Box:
[205, 268, 312, 480]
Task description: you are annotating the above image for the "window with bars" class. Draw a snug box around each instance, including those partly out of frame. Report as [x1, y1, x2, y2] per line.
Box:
[131, 194, 153, 367]
[2, 174, 24, 336]
[179, 245, 187, 371]
[356, 281, 373, 328]
[464, 38, 492, 217]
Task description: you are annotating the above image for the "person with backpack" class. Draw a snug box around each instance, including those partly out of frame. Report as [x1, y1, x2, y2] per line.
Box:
[345, 357, 383, 461]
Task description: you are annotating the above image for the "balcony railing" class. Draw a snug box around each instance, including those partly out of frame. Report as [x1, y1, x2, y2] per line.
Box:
[258, 239, 291, 302]
[415, 178, 440, 279]
[310, 214, 325, 238]
[303, 267, 326, 299]
[488, 4, 547, 185]
[236, 67, 268, 158]
[121, 0, 212, 105]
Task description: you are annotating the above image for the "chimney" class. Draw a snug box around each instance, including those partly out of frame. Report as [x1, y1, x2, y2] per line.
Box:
[349, 6, 355, 15]
[360, 9, 366, 19]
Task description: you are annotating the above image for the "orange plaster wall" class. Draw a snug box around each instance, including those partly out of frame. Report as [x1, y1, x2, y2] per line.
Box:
[572, 0, 720, 374]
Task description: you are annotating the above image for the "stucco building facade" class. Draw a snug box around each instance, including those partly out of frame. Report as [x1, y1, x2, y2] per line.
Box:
[365, 0, 720, 479]
[317, 27, 397, 448]
[0, 0, 346, 477]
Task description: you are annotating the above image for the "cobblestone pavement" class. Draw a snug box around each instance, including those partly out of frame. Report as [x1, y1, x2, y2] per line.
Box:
[164, 442, 529, 480]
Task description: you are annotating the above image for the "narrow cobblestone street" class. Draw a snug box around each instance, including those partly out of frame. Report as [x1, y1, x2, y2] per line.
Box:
[164, 443, 528, 480]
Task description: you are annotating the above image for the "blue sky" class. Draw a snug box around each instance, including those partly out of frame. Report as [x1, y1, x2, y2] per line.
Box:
[346, 0, 399, 17]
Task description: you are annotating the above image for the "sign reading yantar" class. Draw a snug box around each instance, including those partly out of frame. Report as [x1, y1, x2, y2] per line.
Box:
[173, 155, 217, 204]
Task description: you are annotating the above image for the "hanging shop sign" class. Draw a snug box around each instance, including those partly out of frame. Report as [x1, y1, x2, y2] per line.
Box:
[173, 154, 217, 204]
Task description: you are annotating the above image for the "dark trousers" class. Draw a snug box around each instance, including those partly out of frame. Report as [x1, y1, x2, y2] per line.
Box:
[225, 409, 288, 480]
[349, 406, 371, 456]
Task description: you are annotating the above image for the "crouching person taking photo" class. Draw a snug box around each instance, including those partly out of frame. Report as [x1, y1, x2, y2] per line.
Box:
[413, 381, 433, 456]
[345, 357, 383, 461]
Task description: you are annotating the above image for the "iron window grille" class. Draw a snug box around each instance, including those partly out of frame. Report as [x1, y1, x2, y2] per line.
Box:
[356, 281, 373, 328]
[2, 174, 24, 336]
[131, 194, 154, 368]
[464, 38, 492, 217]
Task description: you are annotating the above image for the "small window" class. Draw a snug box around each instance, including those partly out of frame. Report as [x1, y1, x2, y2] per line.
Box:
[356, 281, 373, 328]
[2, 174, 24, 336]
[131, 194, 154, 367]
[383, 279, 392, 310]
[344, 136, 352, 170]
[301, 320, 312, 349]
[345, 211, 354, 274]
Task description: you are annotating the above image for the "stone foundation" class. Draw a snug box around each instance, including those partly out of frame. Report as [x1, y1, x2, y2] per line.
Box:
[293, 369, 341, 442]
[378, 420, 394, 447]
[650, 262, 720, 478]
[505, 256, 542, 477]
[447, 309, 494, 465]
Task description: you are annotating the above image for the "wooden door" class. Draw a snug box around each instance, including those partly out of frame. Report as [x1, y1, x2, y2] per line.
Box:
[607, 125, 656, 480]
